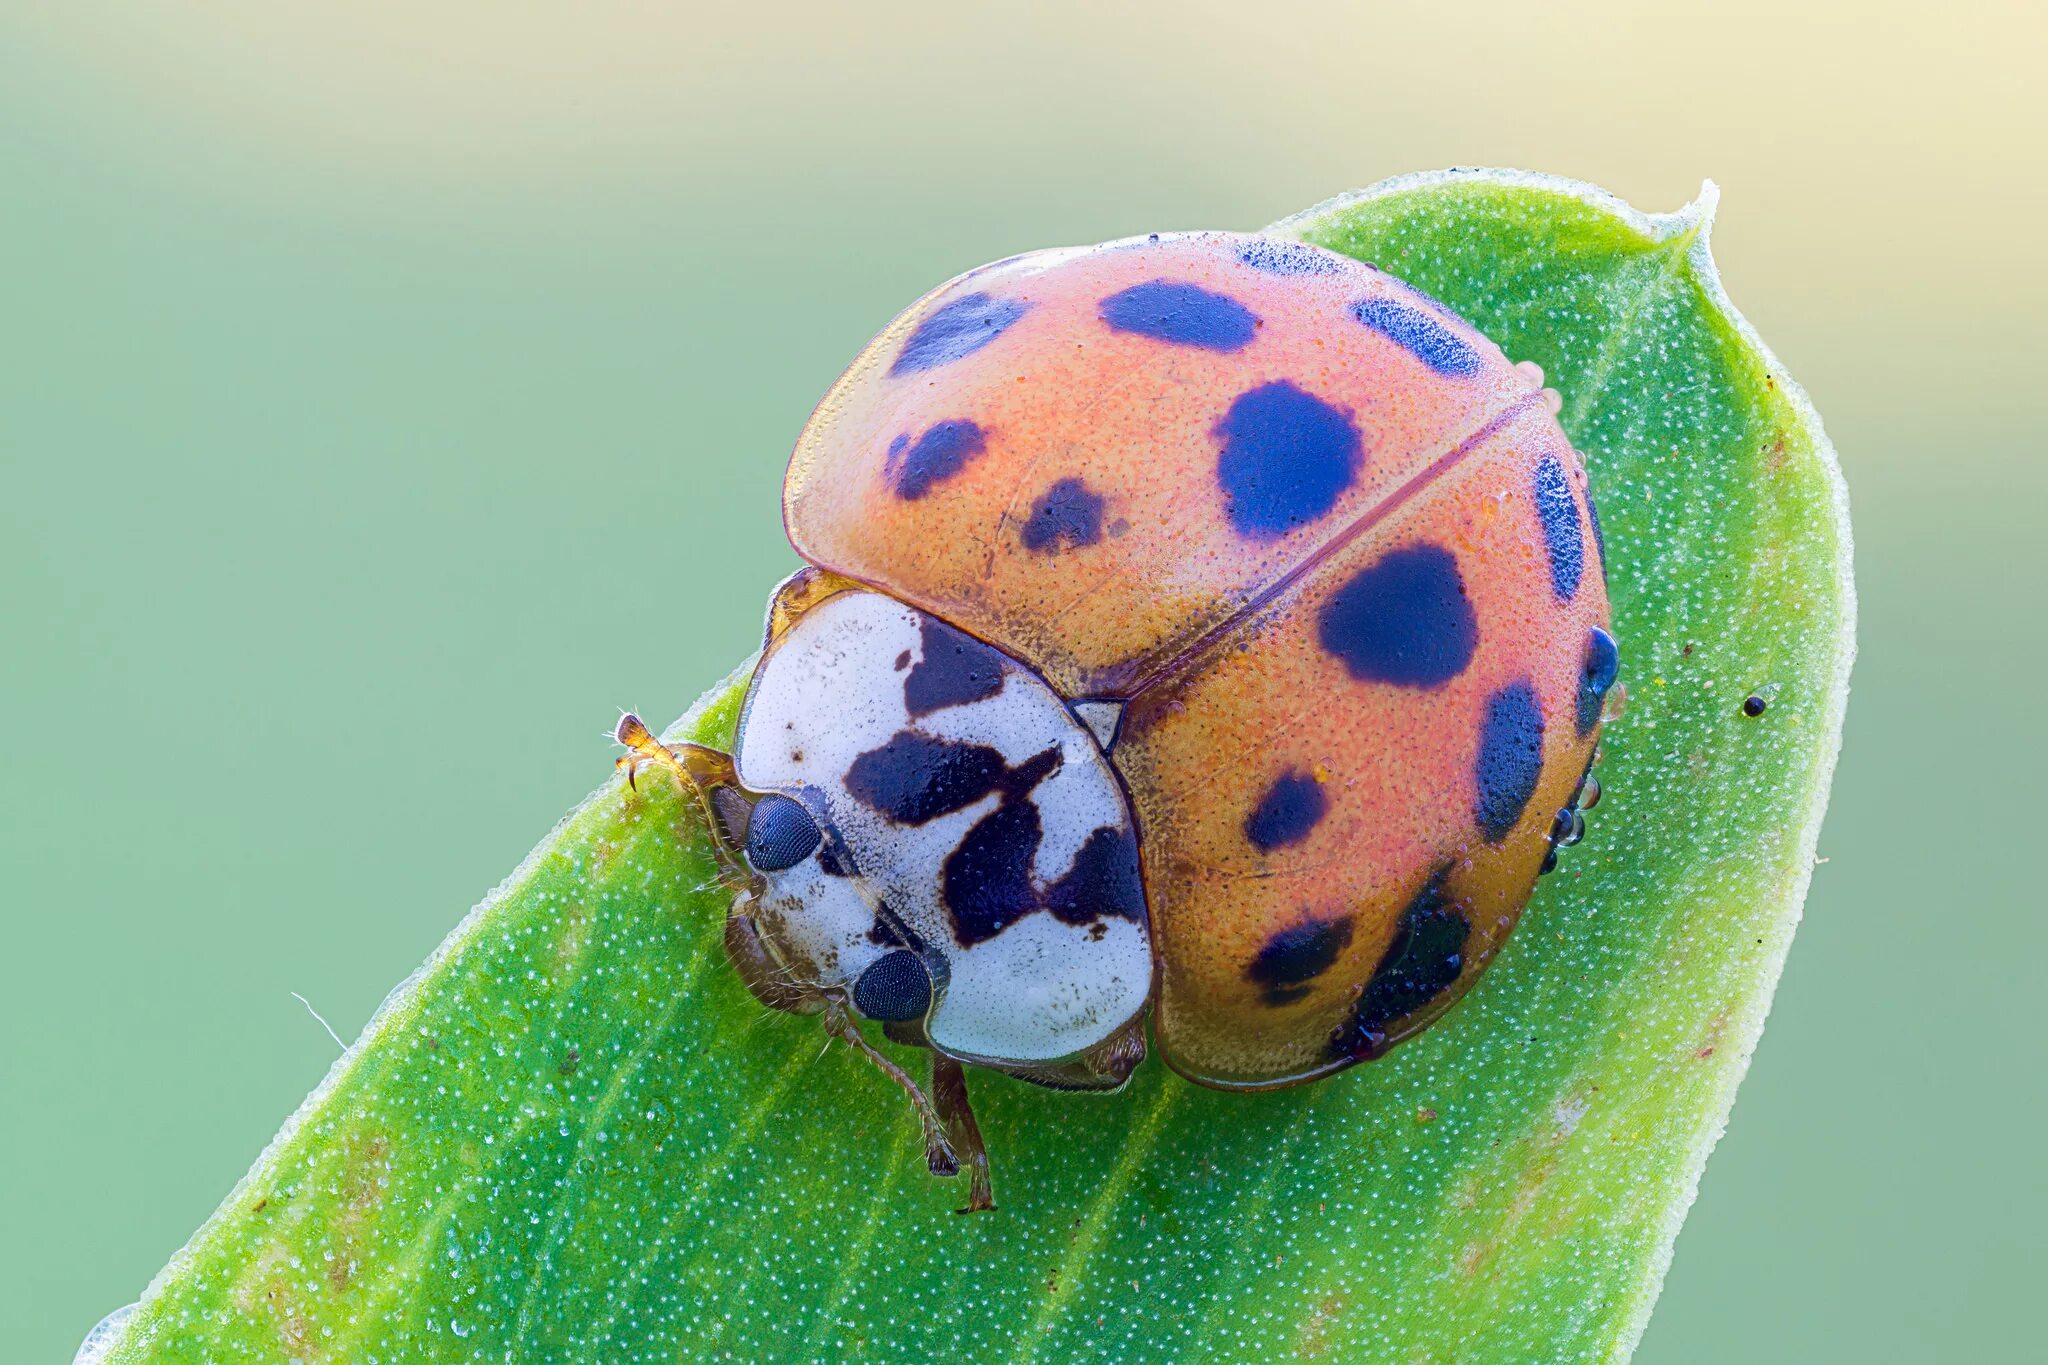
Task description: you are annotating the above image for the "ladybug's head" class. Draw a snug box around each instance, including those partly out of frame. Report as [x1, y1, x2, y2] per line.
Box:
[717, 574, 1151, 1068]
[714, 781, 942, 1030]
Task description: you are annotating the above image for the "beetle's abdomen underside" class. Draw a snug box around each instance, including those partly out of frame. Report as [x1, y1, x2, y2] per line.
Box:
[784, 232, 1612, 1087]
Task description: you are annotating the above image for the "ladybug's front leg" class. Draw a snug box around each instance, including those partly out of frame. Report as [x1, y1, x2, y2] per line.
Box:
[932, 1054, 996, 1214]
[819, 996, 962, 1185]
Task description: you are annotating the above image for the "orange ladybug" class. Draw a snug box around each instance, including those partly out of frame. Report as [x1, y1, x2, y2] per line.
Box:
[617, 231, 1615, 1211]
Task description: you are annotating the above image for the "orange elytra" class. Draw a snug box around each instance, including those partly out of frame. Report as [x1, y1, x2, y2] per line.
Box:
[617, 230, 1615, 1211]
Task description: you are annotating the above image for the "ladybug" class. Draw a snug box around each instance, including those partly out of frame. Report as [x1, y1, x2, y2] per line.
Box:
[617, 231, 1616, 1211]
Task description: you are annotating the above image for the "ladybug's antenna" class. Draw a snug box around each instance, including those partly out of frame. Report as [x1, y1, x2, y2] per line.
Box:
[613, 713, 678, 787]
[613, 713, 755, 887]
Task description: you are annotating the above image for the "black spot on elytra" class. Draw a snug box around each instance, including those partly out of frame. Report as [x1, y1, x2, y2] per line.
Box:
[1099, 280, 1259, 351]
[1332, 869, 1470, 1059]
[887, 419, 987, 501]
[844, 732, 1059, 827]
[891, 292, 1029, 375]
[893, 650, 912, 671]
[1237, 238, 1347, 276]
[1577, 627, 1620, 737]
[852, 950, 933, 1022]
[1475, 680, 1545, 843]
[1021, 477, 1105, 553]
[1351, 296, 1481, 376]
[1042, 826, 1146, 928]
[1247, 916, 1356, 1006]
[904, 614, 1007, 719]
[1318, 544, 1477, 688]
[1244, 770, 1328, 852]
[1532, 453, 1585, 602]
[1214, 380, 1364, 540]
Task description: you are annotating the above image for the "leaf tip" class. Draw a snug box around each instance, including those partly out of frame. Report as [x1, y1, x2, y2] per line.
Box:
[1659, 178, 1721, 254]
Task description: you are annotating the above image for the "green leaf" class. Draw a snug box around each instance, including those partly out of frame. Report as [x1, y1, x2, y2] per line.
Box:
[90, 170, 1852, 1364]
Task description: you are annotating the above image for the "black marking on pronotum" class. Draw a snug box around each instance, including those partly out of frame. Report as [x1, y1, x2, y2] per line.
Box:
[891, 292, 1029, 375]
[946, 815, 1146, 950]
[1041, 826, 1146, 928]
[1318, 543, 1477, 688]
[865, 912, 910, 948]
[1474, 680, 1545, 843]
[904, 614, 1008, 719]
[1243, 770, 1328, 852]
[1247, 916, 1356, 1006]
[1331, 869, 1470, 1059]
[815, 831, 858, 878]
[942, 800, 1045, 946]
[1020, 477, 1106, 553]
[844, 732, 1060, 827]
[852, 950, 934, 1022]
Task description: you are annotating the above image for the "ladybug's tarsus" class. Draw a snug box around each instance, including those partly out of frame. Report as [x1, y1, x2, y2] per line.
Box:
[822, 997, 961, 1182]
[932, 1053, 996, 1214]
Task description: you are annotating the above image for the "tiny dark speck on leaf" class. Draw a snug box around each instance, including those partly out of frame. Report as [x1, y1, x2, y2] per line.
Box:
[558, 1047, 581, 1076]
[1743, 695, 1768, 717]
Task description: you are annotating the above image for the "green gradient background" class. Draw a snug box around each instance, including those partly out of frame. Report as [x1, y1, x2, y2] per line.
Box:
[2, 4, 2038, 1360]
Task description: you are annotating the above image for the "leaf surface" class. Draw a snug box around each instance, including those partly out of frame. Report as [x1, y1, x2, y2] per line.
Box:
[93, 170, 1853, 1365]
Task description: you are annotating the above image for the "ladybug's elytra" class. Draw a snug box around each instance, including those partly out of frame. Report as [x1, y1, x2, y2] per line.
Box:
[617, 232, 1615, 1211]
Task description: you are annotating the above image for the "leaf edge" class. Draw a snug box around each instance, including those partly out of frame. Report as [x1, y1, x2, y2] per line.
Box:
[1274, 166, 1859, 1362]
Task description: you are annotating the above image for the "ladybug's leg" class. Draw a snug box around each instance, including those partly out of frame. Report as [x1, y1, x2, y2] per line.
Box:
[932, 1054, 996, 1214]
[614, 713, 755, 889]
[820, 996, 961, 1183]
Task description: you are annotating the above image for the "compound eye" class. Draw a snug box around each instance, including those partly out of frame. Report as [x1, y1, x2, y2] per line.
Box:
[851, 949, 933, 1023]
[744, 793, 822, 872]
